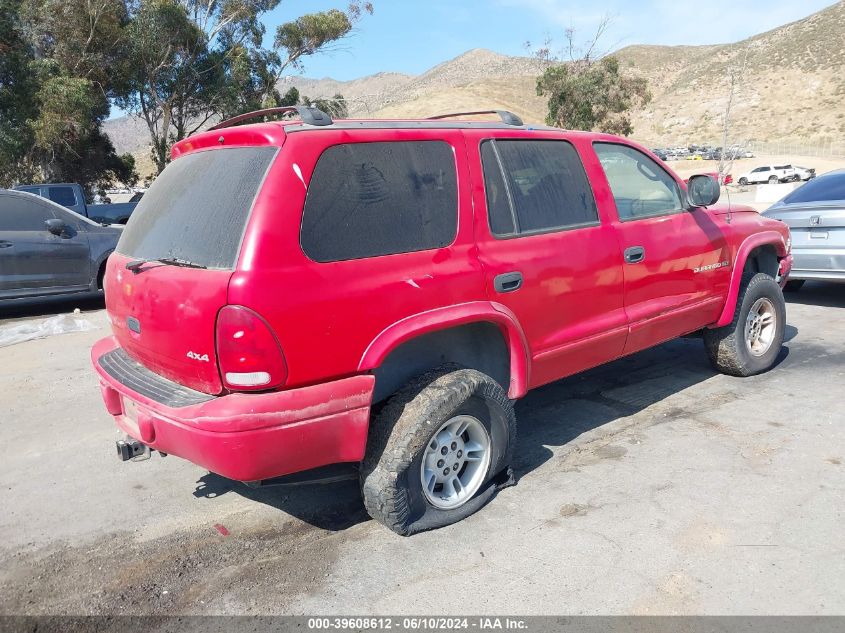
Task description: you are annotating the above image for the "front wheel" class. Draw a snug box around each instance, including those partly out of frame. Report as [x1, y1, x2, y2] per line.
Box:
[704, 273, 786, 377]
[739, 177, 748, 186]
[361, 367, 516, 535]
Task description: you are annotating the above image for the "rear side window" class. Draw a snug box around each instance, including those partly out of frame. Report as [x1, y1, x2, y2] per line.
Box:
[480, 139, 597, 236]
[783, 172, 845, 204]
[117, 147, 276, 269]
[48, 186, 77, 207]
[0, 194, 56, 231]
[301, 141, 458, 262]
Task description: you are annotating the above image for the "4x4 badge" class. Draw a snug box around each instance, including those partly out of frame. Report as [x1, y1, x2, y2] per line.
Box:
[186, 351, 210, 362]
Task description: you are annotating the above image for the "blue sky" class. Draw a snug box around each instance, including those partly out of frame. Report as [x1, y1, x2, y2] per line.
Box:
[108, 0, 834, 118]
[266, 0, 837, 80]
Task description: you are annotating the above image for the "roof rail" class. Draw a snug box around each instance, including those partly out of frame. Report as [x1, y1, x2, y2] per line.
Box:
[427, 110, 524, 126]
[209, 106, 333, 131]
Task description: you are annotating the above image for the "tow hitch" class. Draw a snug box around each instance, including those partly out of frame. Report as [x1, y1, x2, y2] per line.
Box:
[116, 437, 151, 461]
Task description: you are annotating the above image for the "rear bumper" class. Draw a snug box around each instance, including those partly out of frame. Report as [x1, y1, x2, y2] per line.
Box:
[788, 248, 845, 282]
[91, 336, 374, 481]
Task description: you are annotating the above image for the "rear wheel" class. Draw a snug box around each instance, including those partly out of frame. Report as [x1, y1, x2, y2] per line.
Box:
[96, 262, 107, 290]
[784, 279, 805, 292]
[704, 273, 786, 377]
[360, 367, 515, 535]
[768, 175, 779, 184]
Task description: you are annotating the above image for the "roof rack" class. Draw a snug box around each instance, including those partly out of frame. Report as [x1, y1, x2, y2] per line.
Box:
[426, 110, 524, 126]
[209, 106, 333, 131]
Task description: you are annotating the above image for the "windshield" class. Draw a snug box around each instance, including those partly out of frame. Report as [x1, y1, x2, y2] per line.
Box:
[117, 146, 277, 269]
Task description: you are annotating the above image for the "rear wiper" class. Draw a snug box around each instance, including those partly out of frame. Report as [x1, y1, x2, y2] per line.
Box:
[126, 257, 207, 273]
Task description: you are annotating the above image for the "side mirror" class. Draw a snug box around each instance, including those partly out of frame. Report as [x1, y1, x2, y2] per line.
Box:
[45, 218, 68, 236]
[687, 174, 720, 207]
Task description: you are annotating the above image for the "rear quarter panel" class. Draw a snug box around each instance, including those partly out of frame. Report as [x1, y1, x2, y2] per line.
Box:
[228, 128, 487, 389]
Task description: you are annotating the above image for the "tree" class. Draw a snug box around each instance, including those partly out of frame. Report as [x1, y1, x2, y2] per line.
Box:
[718, 47, 751, 186]
[0, 0, 39, 187]
[0, 0, 136, 192]
[533, 18, 650, 135]
[117, 0, 373, 174]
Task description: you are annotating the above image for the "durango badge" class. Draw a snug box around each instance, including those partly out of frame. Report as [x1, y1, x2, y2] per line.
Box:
[186, 351, 210, 362]
[694, 261, 729, 273]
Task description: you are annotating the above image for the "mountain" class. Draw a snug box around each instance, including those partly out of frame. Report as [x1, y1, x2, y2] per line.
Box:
[106, 2, 845, 175]
[614, 1, 845, 144]
[282, 49, 551, 119]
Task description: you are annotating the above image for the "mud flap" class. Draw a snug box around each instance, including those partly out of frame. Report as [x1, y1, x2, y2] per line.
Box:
[402, 466, 516, 536]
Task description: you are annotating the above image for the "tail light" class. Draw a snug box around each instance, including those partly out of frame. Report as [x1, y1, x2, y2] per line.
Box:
[216, 305, 287, 391]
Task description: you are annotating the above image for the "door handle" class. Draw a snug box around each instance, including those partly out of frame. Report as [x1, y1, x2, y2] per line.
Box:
[494, 271, 523, 293]
[0, 241, 12, 248]
[624, 246, 645, 264]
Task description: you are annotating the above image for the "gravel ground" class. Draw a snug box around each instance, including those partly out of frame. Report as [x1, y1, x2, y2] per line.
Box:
[0, 284, 843, 615]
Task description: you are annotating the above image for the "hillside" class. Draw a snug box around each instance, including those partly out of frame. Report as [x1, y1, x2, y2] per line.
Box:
[615, 1, 845, 144]
[105, 2, 845, 175]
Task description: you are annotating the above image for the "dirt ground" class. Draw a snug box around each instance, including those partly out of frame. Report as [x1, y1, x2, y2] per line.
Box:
[0, 282, 843, 616]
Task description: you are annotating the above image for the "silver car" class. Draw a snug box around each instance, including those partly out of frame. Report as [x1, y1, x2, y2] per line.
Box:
[763, 169, 845, 290]
[0, 189, 122, 303]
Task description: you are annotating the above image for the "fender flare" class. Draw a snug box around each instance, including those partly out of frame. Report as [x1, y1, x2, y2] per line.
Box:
[715, 231, 788, 327]
[358, 301, 531, 399]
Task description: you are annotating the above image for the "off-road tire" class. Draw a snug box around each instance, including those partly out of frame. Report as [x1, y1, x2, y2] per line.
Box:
[784, 279, 805, 292]
[704, 272, 786, 377]
[360, 366, 516, 536]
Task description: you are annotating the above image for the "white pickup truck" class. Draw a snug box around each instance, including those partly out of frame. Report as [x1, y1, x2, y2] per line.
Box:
[737, 165, 795, 185]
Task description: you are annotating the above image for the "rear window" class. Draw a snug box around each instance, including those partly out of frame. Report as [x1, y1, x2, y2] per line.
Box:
[782, 172, 845, 204]
[300, 141, 458, 262]
[117, 147, 276, 269]
[48, 186, 77, 207]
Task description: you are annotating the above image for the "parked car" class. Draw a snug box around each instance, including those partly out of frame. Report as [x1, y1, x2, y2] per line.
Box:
[792, 166, 816, 182]
[13, 183, 139, 224]
[90, 107, 792, 536]
[0, 190, 122, 303]
[737, 165, 795, 185]
[687, 172, 733, 186]
[763, 169, 845, 290]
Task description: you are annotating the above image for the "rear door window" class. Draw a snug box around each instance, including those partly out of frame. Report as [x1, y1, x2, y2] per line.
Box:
[480, 139, 598, 236]
[300, 141, 458, 262]
[116, 147, 277, 269]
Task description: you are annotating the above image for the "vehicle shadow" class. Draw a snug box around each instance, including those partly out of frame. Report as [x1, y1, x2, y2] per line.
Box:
[194, 472, 369, 531]
[511, 336, 790, 477]
[784, 282, 845, 309]
[192, 333, 793, 532]
[0, 295, 104, 323]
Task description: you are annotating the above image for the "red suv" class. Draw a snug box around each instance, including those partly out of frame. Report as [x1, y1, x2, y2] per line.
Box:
[91, 107, 793, 535]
